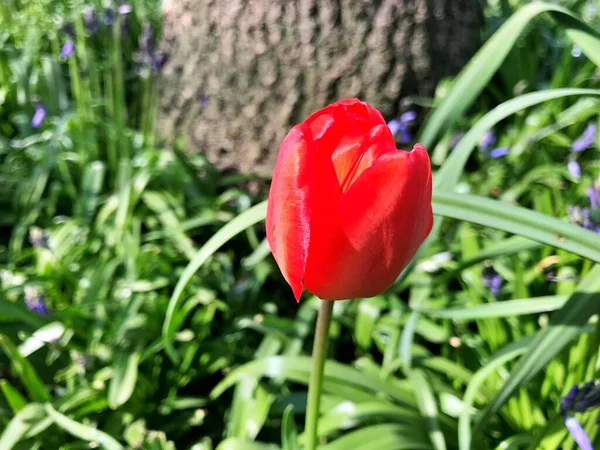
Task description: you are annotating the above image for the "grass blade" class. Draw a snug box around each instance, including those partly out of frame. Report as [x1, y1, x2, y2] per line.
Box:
[415, 295, 569, 320]
[45, 403, 124, 450]
[0, 335, 51, 403]
[473, 264, 600, 439]
[107, 350, 140, 409]
[419, 1, 600, 147]
[162, 200, 268, 362]
[433, 191, 600, 262]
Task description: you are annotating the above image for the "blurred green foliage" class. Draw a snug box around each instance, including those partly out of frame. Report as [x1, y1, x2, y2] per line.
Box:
[1, 0, 600, 449]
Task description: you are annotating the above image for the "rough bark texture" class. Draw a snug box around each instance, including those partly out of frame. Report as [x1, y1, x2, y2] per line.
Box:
[158, 0, 483, 176]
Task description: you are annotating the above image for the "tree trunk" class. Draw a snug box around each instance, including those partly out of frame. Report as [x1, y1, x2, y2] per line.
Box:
[158, 0, 483, 176]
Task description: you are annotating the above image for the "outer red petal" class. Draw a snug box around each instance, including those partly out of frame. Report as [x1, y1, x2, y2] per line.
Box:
[303, 144, 433, 300]
[266, 126, 315, 302]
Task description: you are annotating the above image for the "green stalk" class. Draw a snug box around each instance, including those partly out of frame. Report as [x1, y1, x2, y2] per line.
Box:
[112, 16, 128, 162]
[305, 299, 334, 450]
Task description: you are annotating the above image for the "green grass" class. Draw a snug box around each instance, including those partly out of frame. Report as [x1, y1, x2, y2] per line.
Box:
[1, 1, 600, 449]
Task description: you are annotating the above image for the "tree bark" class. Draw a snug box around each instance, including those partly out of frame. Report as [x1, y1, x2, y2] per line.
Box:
[158, 0, 483, 176]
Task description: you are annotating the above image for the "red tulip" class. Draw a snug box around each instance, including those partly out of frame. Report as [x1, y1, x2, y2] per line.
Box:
[266, 99, 433, 302]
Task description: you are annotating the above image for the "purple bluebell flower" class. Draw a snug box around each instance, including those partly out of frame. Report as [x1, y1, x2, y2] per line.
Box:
[451, 132, 464, 149]
[572, 123, 597, 152]
[150, 52, 168, 71]
[60, 40, 75, 57]
[104, 7, 116, 25]
[387, 119, 401, 135]
[569, 160, 582, 178]
[561, 381, 600, 450]
[84, 7, 99, 35]
[589, 186, 600, 210]
[489, 147, 510, 159]
[24, 287, 50, 316]
[138, 22, 168, 73]
[568, 206, 598, 233]
[199, 94, 209, 107]
[31, 103, 47, 129]
[482, 268, 502, 297]
[479, 130, 497, 152]
[561, 381, 600, 416]
[399, 110, 417, 124]
[387, 110, 416, 144]
[565, 417, 594, 450]
[118, 4, 132, 15]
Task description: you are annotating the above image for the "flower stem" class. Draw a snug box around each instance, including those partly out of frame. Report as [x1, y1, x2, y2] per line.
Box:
[305, 299, 334, 450]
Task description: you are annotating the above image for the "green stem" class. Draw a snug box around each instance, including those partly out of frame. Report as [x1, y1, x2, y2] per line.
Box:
[305, 299, 334, 450]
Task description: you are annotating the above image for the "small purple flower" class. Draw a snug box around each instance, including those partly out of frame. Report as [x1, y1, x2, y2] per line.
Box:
[31, 104, 47, 129]
[399, 110, 417, 124]
[489, 147, 510, 159]
[138, 22, 168, 73]
[24, 287, 50, 316]
[565, 417, 593, 450]
[118, 4, 132, 15]
[569, 206, 600, 234]
[199, 94, 209, 107]
[84, 7, 99, 35]
[561, 381, 600, 450]
[60, 40, 75, 57]
[150, 52, 168, 72]
[104, 7, 116, 25]
[568, 160, 582, 179]
[480, 130, 497, 152]
[387, 119, 401, 136]
[387, 110, 416, 144]
[589, 185, 600, 210]
[572, 123, 597, 153]
[482, 268, 502, 297]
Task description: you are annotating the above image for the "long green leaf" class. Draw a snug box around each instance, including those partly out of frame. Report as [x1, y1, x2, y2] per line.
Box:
[210, 356, 416, 407]
[473, 264, 600, 439]
[45, 403, 124, 450]
[107, 351, 140, 409]
[215, 438, 279, 450]
[162, 200, 268, 362]
[419, 1, 600, 147]
[435, 88, 600, 192]
[433, 192, 600, 262]
[458, 336, 535, 450]
[320, 424, 430, 450]
[0, 380, 27, 413]
[0, 335, 50, 403]
[0, 403, 50, 450]
[408, 369, 447, 450]
[281, 405, 300, 450]
[416, 295, 568, 320]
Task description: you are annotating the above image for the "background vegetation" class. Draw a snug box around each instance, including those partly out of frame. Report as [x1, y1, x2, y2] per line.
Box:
[1, 0, 600, 449]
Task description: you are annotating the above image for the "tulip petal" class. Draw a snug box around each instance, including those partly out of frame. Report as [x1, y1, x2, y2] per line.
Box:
[304, 99, 394, 193]
[266, 126, 315, 301]
[304, 145, 433, 300]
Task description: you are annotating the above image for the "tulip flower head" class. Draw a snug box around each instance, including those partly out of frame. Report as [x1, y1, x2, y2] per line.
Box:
[266, 99, 433, 301]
